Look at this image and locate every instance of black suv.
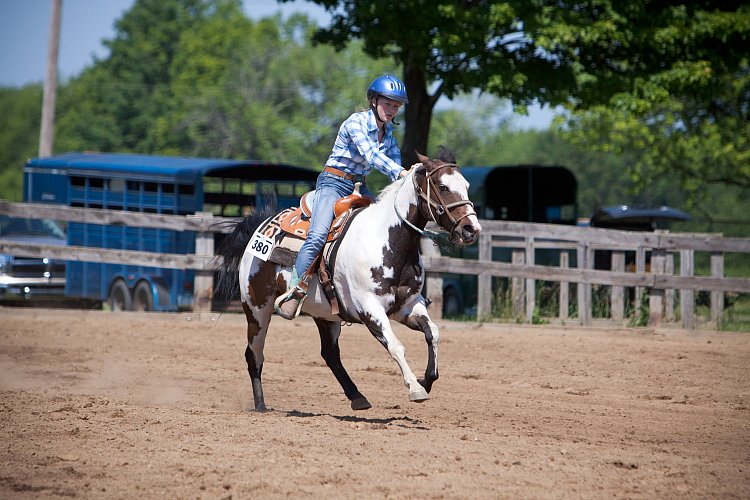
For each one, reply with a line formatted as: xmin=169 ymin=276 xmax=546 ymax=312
xmin=0 ymin=216 xmax=66 ymax=300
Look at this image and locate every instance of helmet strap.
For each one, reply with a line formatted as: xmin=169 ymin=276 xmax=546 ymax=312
xmin=371 ymin=97 xmax=400 ymax=126
xmin=371 ymin=98 xmax=386 ymax=123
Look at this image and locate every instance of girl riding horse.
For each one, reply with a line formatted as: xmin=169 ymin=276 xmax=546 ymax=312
xmin=275 ymin=75 xmax=410 ymax=320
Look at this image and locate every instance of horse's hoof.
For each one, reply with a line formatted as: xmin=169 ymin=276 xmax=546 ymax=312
xmin=351 ymin=397 xmax=372 ymax=410
xmin=409 ymin=387 xmax=430 ymax=403
xmin=417 ymin=378 xmax=434 ymax=394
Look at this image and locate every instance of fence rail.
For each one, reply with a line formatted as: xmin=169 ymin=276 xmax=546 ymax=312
xmin=2 ymin=200 xmax=749 ymax=328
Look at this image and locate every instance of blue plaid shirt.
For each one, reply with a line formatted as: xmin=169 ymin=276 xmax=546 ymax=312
xmin=325 ymin=109 xmax=403 ymax=181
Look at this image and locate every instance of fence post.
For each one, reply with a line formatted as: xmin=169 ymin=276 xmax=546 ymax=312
xmin=192 ymin=212 xmax=214 ymax=313
xmin=511 ymin=247 xmax=525 ymax=319
xmin=711 ymin=252 xmax=725 ymax=328
xmin=648 ymin=248 xmax=666 ymax=326
xmin=525 ymin=237 xmax=536 ymax=323
xmin=611 ymin=250 xmax=625 ymax=322
xmin=665 ymin=253 xmax=675 ymax=322
xmin=420 ymin=238 xmax=443 ymax=320
xmin=680 ymin=250 xmax=695 ymax=330
xmin=635 ymin=247 xmax=646 ymax=306
xmin=577 ymin=243 xmax=592 ymax=326
xmin=477 ymin=233 xmax=492 ymax=320
xmin=559 ymin=251 xmax=569 ymax=321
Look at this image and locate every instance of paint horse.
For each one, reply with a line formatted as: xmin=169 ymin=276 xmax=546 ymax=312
xmin=216 ymin=152 xmax=481 ymax=411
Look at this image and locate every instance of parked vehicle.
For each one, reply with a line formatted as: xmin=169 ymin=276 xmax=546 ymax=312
xmin=0 ymin=215 xmax=66 ymax=300
xmin=23 ymin=152 xmax=319 ymax=311
xmin=589 ymin=205 xmax=691 ymax=271
xmin=589 ymin=205 xmax=691 ymax=231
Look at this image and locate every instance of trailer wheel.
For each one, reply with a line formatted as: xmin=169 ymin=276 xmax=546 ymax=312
xmin=133 ymin=281 xmax=154 ymax=312
xmin=442 ymin=285 xmax=464 ymax=317
xmin=108 ymin=280 xmax=132 ymax=311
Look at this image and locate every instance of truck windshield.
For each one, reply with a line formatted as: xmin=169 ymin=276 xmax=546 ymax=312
xmin=0 ymin=216 xmax=66 ymax=239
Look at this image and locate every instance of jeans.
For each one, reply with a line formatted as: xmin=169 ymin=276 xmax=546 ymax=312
xmin=294 ymin=171 xmax=372 ymax=278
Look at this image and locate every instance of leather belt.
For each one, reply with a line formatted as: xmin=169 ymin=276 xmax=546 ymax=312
xmin=323 ymin=166 xmax=365 ymax=183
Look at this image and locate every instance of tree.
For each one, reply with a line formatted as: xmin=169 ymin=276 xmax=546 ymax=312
xmin=159 ymin=10 xmax=397 ymax=164
xmin=292 ymin=0 xmax=749 ymax=189
xmin=298 ymin=0 xmax=578 ymax=166
xmin=541 ymin=2 xmax=750 ymax=200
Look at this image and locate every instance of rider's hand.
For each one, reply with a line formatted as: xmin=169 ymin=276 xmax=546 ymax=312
xmin=399 ymin=169 xmax=408 ymax=178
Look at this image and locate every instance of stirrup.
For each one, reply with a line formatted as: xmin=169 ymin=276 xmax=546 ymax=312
xmin=274 ymin=286 xmax=306 ymax=320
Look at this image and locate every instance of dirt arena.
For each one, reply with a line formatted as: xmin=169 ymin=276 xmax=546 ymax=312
xmin=1 ymin=307 xmax=748 ymax=499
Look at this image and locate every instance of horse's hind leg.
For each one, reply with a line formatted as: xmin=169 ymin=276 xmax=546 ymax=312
xmin=400 ymin=301 xmax=440 ymax=394
xmin=314 ymin=318 xmax=372 ymax=410
xmin=242 ymin=301 xmax=272 ymax=412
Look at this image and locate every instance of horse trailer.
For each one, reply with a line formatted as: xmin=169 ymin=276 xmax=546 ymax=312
xmin=23 ymin=152 xmax=318 ymax=311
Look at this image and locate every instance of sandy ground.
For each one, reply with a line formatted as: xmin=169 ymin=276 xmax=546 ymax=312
xmin=0 ymin=307 xmax=748 ymax=499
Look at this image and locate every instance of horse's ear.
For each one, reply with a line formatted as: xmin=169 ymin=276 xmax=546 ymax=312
xmin=415 ymin=151 xmax=430 ymax=165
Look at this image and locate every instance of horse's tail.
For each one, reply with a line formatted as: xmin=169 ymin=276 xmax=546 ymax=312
xmin=214 ymin=197 xmax=278 ymax=303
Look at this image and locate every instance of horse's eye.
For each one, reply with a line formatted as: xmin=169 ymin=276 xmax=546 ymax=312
xmin=439 ymin=185 xmax=449 ymax=193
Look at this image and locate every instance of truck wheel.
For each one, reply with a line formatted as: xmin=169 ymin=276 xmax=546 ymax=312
xmin=108 ymin=280 xmax=132 ymax=311
xmin=133 ymin=281 xmax=153 ymax=312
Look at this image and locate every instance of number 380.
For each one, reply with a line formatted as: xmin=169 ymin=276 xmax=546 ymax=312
xmin=252 ymin=239 xmax=269 ymax=254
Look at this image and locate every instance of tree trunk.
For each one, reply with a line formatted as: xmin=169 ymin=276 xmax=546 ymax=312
xmin=401 ymin=57 xmax=437 ymax=168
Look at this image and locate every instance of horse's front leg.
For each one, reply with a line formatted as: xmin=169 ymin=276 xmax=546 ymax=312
xmin=359 ymin=304 xmax=430 ymax=403
xmin=313 ymin=318 xmax=372 ymax=410
xmin=396 ymin=300 xmax=440 ymax=393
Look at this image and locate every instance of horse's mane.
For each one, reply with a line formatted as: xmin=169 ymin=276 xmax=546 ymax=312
xmin=376 ymin=177 xmax=403 ymax=202
xmin=437 ymin=145 xmax=456 ymax=164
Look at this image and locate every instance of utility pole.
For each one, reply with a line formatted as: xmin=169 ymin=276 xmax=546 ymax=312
xmin=39 ymin=0 xmax=62 ymax=157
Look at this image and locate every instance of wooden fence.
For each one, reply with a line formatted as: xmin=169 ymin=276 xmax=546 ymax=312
xmin=2 ymin=200 xmax=749 ymax=328
xmin=422 ymin=220 xmax=750 ymax=328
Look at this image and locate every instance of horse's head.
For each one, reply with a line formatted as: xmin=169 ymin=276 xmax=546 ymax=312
xmin=411 ymin=152 xmax=482 ymax=246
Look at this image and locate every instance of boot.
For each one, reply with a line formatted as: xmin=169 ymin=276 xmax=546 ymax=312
xmin=274 ymin=266 xmax=306 ymax=320
xmin=274 ymin=286 xmax=306 ymax=320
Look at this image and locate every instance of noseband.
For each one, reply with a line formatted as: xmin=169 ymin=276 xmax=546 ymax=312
xmin=413 ymin=163 xmax=477 ymax=239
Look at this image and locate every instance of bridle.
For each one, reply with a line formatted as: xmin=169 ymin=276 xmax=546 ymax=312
xmin=396 ymin=163 xmax=477 ymax=242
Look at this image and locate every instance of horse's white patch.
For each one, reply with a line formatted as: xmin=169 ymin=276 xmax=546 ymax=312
xmin=442 ymin=170 xmax=470 ymax=198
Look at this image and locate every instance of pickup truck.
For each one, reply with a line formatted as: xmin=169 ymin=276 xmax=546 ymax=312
xmin=0 ymin=215 xmax=66 ymax=300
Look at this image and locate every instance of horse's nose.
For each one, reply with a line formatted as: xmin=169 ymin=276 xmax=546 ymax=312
xmin=462 ymin=222 xmax=480 ymax=242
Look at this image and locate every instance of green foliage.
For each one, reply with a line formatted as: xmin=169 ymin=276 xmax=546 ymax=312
xmin=305 ymin=0 xmax=580 ymax=164
xmin=44 ymin=0 xmax=397 ymax=169
xmin=0 ymin=85 xmax=43 ymax=200
xmin=0 ymin=0 xmax=747 ymax=234
xmin=549 ymin=2 xmax=750 ymax=201
xmin=306 ymin=0 xmax=749 ymax=195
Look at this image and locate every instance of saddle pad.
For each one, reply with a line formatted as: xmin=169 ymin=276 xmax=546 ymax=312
xmin=255 ymin=208 xmax=341 ymax=267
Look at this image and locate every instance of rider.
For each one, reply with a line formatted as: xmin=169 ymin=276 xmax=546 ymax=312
xmin=275 ymin=74 xmax=410 ymax=320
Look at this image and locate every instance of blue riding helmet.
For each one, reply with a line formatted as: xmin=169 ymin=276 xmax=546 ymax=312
xmin=367 ymin=75 xmax=409 ymax=104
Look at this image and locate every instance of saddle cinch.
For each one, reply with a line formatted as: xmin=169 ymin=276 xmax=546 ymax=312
xmin=260 ymin=182 xmax=374 ymax=268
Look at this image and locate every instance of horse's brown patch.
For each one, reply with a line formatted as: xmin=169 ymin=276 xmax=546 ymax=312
xmin=246 ymin=261 xmax=280 ymax=308
xmin=241 ymin=301 xmax=262 ymax=342
xmin=370 ymin=224 xmax=423 ymax=314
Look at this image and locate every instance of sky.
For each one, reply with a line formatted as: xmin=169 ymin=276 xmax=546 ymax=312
xmin=0 ymin=0 xmax=554 ymax=129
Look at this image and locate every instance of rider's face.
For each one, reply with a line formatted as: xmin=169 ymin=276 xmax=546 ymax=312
xmin=374 ymin=97 xmax=403 ymax=123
